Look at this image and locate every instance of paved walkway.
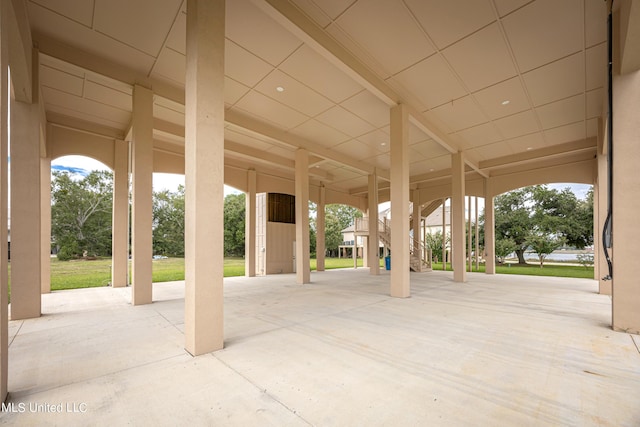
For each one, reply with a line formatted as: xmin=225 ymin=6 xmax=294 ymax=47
xmin=1 ymin=269 xmax=639 ymax=426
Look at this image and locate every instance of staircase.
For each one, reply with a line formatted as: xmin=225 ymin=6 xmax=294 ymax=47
xmin=355 ymin=217 xmax=432 ymax=272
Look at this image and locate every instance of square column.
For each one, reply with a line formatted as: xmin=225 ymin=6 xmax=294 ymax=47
xmin=412 ymin=189 xmax=422 ymax=272
xmin=131 ymin=85 xmax=153 ymax=305
xmin=184 ymin=0 xmax=225 ymax=355
xmin=295 ymin=149 xmax=311 ymax=284
xmin=245 ymin=169 xmax=256 ymax=277
xmin=611 ymin=69 xmax=640 ymax=333
xmin=316 ymin=184 xmax=326 ymax=272
xmin=112 ymin=139 xmax=129 ymax=287
xmin=390 ymin=104 xmax=410 ymax=297
xmin=451 ymin=152 xmax=467 ymax=282
xmin=10 ymin=98 xmax=41 ymax=319
xmin=596 ymin=148 xmax=611 ymax=294
xmin=484 ymin=179 xmax=496 ymax=275
xmin=40 ymin=157 xmax=51 ymax=293
xmin=368 ymin=173 xmax=379 ymax=275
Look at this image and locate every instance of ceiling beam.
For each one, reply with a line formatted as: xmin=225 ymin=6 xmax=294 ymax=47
xmin=47 ymin=112 xmax=124 ymax=140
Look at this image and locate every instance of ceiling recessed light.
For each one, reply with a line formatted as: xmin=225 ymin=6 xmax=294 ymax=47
xmin=526 ymin=147 xmax=533 ymax=151
xmin=501 ymin=100 xmax=510 ymax=105
xmin=381 ymin=142 xmax=387 ymax=146
xmin=276 ymin=86 xmax=285 ymax=92
xmin=429 ymin=168 xmax=434 ymax=172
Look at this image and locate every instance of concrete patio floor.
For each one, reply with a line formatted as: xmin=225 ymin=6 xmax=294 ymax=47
xmin=1 ymin=269 xmax=639 ymax=426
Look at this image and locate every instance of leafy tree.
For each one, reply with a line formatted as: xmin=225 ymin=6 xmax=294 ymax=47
xmin=51 ymin=170 xmax=113 ymax=260
xmin=223 ymin=193 xmax=245 ymax=256
xmin=309 ymin=202 xmax=317 ymax=257
xmin=494 ymin=187 xmax=534 ymax=264
xmin=153 ymin=186 xmax=185 ymax=256
xmin=324 ymin=204 xmax=362 ymax=256
xmin=494 ymin=238 xmax=517 ymax=264
xmin=527 ymin=234 xmax=565 ymax=268
xmin=425 ymin=230 xmax=449 ymax=263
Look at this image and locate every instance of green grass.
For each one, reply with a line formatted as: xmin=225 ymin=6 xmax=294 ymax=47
xmin=430 ymin=262 xmax=595 ymax=279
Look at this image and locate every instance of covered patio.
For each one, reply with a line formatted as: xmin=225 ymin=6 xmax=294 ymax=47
xmin=2 ymin=269 xmax=638 ymax=425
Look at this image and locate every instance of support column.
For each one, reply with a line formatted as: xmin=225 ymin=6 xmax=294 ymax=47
xmin=131 ymin=85 xmax=153 ymax=305
xmin=10 ymin=100 xmax=41 ymax=319
xmin=597 ymin=148 xmax=610 ymax=294
xmin=185 ymin=0 xmax=225 ymax=355
xmin=368 ymin=173 xmax=379 ymax=275
xmin=295 ymin=149 xmax=310 ymax=284
xmin=467 ymin=196 xmax=472 ymax=272
xmin=611 ymin=68 xmax=640 ymax=334
xmin=41 ymin=157 xmax=51 ymax=293
xmin=442 ymin=199 xmax=447 ymax=270
xmin=484 ymin=179 xmax=496 ymax=275
xmin=112 ymin=139 xmax=129 ymax=287
xmin=245 ymin=169 xmax=256 ymax=277
xmin=316 ymin=184 xmax=326 ymax=271
xmin=390 ymin=104 xmax=410 ymax=297
xmin=475 ymin=197 xmax=479 ymax=271
xmin=452 ymin=152 xmax=467 ymax=282
xmin=412 ymin=189 xmax=421 ymax=272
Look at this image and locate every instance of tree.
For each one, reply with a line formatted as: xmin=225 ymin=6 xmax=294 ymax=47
xmin=323 ymin=204 xmax=362 ymax=256
xmin=51 ymin=170 xmax=113 ymax=260
xmin=527 ymin=234 xmax=565 ymax=268
xmin=223 ymin=193 xmax=245 ymax=256
xmin=425 ymin=230 xmax=448 ymax=263
xmin=494 ymin=238 xmax=517 ymax=264
xmin=494 ymin=187 xmax=534 ymax=264
xmin=152 ymin=186 xmax=185 ymax=256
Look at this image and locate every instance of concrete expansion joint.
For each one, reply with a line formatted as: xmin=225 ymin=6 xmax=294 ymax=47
xmin=632 ymin=335 xmax=640 ymax=355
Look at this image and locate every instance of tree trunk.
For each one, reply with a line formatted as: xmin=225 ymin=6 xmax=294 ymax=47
xmin=515 ymin=249 xmax=527 ymax=264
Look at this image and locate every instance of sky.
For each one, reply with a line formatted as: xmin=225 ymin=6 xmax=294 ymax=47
xmin=51 ymin=155 xmax=592 ymax=201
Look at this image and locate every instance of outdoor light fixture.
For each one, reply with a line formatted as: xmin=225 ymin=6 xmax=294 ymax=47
xmin=276 ymin=86 xmax=285 ymax=92
xmin=501 ymin=100 xmax=510 ymax=105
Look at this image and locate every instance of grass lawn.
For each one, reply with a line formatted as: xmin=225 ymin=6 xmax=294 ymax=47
xmin=430 ymin=262 xmax=595 ymax=279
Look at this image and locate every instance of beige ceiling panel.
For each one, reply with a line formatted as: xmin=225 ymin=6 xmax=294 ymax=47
xmin=494 ymin=110 xmax=539 ymax=139
xmin=340 ymin=90 xmax=390 ymax=128
xmin=333 ymin=140 xmax=379 ymax=161
xmin=279 ymin=45 xmax=363 ymax=103
xmin=224 ymin=77 xmax=250 ymax=107
xmin=586 ymin=89 xmax=604 ymax=119
xmin=225 ymin=40 xmax=274 ymax=87
xmin=166 ymin=11 xmax=186 ymax=55
xmin=428 ymin=96 xmax=488 ymax=132
xmin=501 ymin=0 xmax=583 ymax=72
xmin=390 ymin=54 xmax=467 ymax=110
xmin=442 ymin=23 xmax=517 ymax=92
xmin=586 ymin=118 xmax=598 ymax=138
xmin=468 ymin=141 xmax=512 ymax=161
xmin=454 ymin=122 xmax=502 ymax=151
xmin=473 ymin=77 xmax=530 ymax=120
xmin=410 ymin=160 xmax=434 ymax=176
xmin=46 ymin=103 xmax=128 ymax=131
xmin=315 ymin=106 xmax=376 ymax=138
xmin=586 ymin=43 xmax=606 ymax=91
xmin=290 ymin=119 xmax=350 ymax=148
xmin=225 ymin=129 xmax=277 ymax=152
xmin=522 ymin=52 xmax=585 ymax=106
xmin=421 ymin=154 xmax=451 ymax=172
xmin=585 ymin=0 xmax=607 ymax=47
xmin=39 ymin=65 xmax=84 ymax=97
xmin=86 ymin=71 xmax=133 ymax=95
xmin=408 ymin=122 xmax=430 ymax=145
xmin=226 ymin=0 xmax=302 ymax=66
xmin=543 ymin=122 xmax=586 ymax=145
xmin=410 ymin=139 xmax=449 ymax=159
xmin=304 ymin=0 xmax=355 ymax=21
xmin=288 ymin=0 xmax=331 ymax=28
xmin=152 ymin=47 xmax=186 ymax=85
xmin=357 ymin=129 xmax=389 ymax=153
xmin=234 ymin=91 xmax=309 ymax=130
xmin=255 ymin=70 xmax=334 ymax=117
xmin=42 ymin=86 xmax=131 ymax=128
xmin=334 ymin=0 xmax=435 ymax=76
xmin=94 ymin=0 xmax=181 ymax=56
xmin=84 ymin=80 xmax=132 ymax=112
xmin=505 ymin=133 xmax=546 ymax=154
xmin=368 ymin=153 xmax=391 ymax=170
xmin=404 ymin=0 xmax=495 ymax=49
xmin=155 ymin=96 xmax=184 ymax=113
xmin=39 ymin=54 xmax=85 ymax=78
xmin=493 ymin=0 xmax=530 ymax=17
xmin=154 ymin=104 xmax=184 ymax=125
xmin=536 ymin=94 xmax=585 ymax=130
xmin=267 ymin=145 xmax=296 ymax=160
xmin=30 ymin=0 xmax=94 ymax=27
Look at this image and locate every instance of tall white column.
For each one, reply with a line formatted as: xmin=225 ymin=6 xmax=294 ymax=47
xmin=412 ymin=189 xmax=421 ymax=272
xmin=41 ymin=157 xmax=51 ymax=293
xmin=185 ymin=0 xmax=225 ymax=355
xmin=390 ymin=104 xmax=410 ymax=297
xmin=467 ymin=195 xmax=472 ymax=272
xmin=368 ymin=173 xmax=379 ymax=275
xmin=245 ymin=169 xmax=256 ymax=277
xmin=442 ymin=199 xmax=447 ymax=269
xmin=597 ymin=148 xmax=610 ymax=294
xmin=316 ymin=184 xmax=326 ymax=272
xmin=475 ymin=197 xmax=479 ymax=271
xmin=452 ymin=152 xmax=466 ymax=282
xmin=112 ymin=139 xmax=129 ymax=287
xmin=295 ymin=149 xmax=311 ymax=283
xmin=484 ymin=179 xmax=496 ymax=275
xmin=131 ymin=85 xmax=153 ymax=305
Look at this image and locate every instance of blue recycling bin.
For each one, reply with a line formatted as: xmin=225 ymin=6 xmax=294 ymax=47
xmin=385 ymin=256 xmax=391 ymax=271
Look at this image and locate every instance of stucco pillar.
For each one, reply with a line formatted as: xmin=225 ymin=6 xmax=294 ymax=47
xmin=112 ymin=139 xmax=129 ymax=287
xmin=390 ymin=104 xmax=410 ymax=297
xmin=10 ymin=99 xmax=41 ymax=319
xmin=368 ymin=173 xmax=379 ymax=275
xmin=316 ymin=184 xmax=326 ymax=271
xmin=131 ymin=85 xmax=153 ymax=305
xmin=295 ymin=149 xmax=311 ymax=283
xmin=40 ymin=157 xmax=51 ymax=293
xmin=185 ymin=0 xmax=225 ymax=355
xmin=245 ymin=169 xmax=256 ymax=277
xmin=452 ymin=152 xmax=467 ymax=282
xmin=484 ymin=179 xmax=496 ymax=275
xmin=0 ymin=6 xmax=10 ymax=400
xmin=412 ymin=189 xmax=421 ymax=272
xmin=611 ymin=69 xmax=640 ymax=334
xmin=597 ymin=148 xmax=610 ymax=294
xmin=467 ymin=196 xmax=472 ymax=272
